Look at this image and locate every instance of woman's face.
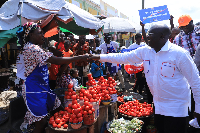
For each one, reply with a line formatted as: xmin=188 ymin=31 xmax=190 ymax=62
xmin=30 ymin=27 xmax=45 ymax=46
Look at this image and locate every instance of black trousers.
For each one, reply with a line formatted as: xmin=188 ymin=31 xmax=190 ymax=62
xmin=154 ymin=114 xmax=189 ymax=133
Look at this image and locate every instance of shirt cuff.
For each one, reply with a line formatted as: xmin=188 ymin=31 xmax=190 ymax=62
xmin=195 ymin=104 xmax=200 ymax=114
xmin=100 ymin=54 xmax=108 ymax=62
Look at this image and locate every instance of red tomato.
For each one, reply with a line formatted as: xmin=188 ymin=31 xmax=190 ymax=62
xmin=68 ymin=104 xmax=72 ymax=108
xmin=85 ymin=106 xmax=90 ymax=111
xmin=72 ymin=91 xmax=76 ymax=95
xmin=72 ymin=100 xmax=77 ymax=104
xmin=87 ymin=94 xmax=92 ymax=99
xmin=84 ymin=101 xmax=89 ymax=106
xmin=49 ymin=119 xmax=54 ymax=125
xmin=68 ymin=92 xmax=72 ymax=96
xmin=68 ymin=84 xmax=73 ymax=89
xmin=80 ymin=89 xmax=85 ymax=93
xmin=71 ymin=114 xmax=76 ymax=119
xmin=90 ymin=98 xmax=94 ymax=102
xmin=79 ymin=93 xmax=84 ymax=97
xmin=66 ymin=95 xmax=71 ymax=99
xmin=55 ymin=118 xmax=61 ymax=124
xmin=52 ymin=123 xmax=57 ymax=128
xmin=83 ymin=111 xmax=88 ymax=115
xmin=88 ymin=110 xmax=93 ymax=114
xmin=50 ymin=116 xmax=54 ymax=120
xmin=73 ymin=118 xmax=78 ymax=124
xmin=108 ymin=77 xmax=112 ymax=81
xmin=72 ymin=104 xmax=77 ymax=109
xmin=69 ymin=118 xmax=73 ymax=123
xmin=54 ymin=112 xmax=59 ymax=117
xmin=77 ymin=113 xmax=82 ymax=118
xmin=67 ymin=108 xmax=72 ymax=114
xmin=73 ymin=109 xmax=80 ymax=115
xmin=91 ymin=108 xmax=95 ymax=112
xmin=63 ymin=124 xmax=68 ymax=128
xmin=78 ymin=117 xmax=83 ymax=122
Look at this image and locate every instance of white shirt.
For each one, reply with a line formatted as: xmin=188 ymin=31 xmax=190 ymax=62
xmin=128 ymin=42 xmax=147 ymax=49
xmin=100 ymin=40 xmax=200 ymax=117
xmin=99 ymin=41 xmax=119 ymax=54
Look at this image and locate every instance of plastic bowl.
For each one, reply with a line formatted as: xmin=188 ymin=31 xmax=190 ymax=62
xmin=102 ymin=101 xmax=110 ymax=105
xmin=70 ymin=122 xmax=82 ymax=129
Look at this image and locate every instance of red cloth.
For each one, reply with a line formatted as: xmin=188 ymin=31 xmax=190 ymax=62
xmin=49 ymin=64 xmax=59 ymax=80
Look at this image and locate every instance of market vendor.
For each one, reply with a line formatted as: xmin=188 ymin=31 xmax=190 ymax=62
xmin=89 ymin=24 xmax=200 ymax=133
xmin=16 ymin=22 xmax=89 ymax=133
xmin=73 ymin=35 xmax=90 ymax=86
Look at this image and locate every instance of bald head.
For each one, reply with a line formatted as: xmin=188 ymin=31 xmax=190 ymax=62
xmin=149 ymin=24 xmax=171 ymax=37
xmin=147 ymin=24 xmax=171 ymax=52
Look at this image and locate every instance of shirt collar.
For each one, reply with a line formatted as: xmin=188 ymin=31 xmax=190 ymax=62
xmin=151 ymin=40 xmax=171 ymax=52
xmin=160 ymin=40 xmax=171 ymax=52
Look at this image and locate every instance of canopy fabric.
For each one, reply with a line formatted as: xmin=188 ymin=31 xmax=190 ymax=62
xmin=0 ymin=0 xmax=104 ymax=30
xmin=0 ymin=0 xmax=104 ymax=48
xmin=59 ymin=27 xmax=73 ymax=33
xmin=57 ymin=20 xmax=90 ymax=35
xmin=0 ymin=27 xmax=20 ymax=48
xmin=102 ymin=17 xmax=137 ymax=33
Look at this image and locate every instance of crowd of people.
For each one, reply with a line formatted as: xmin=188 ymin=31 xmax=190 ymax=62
xmin=14 ymin=14 xmax=200 ymax=133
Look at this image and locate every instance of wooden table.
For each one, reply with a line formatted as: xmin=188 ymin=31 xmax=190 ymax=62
xmin=46 ymin=102 xmax=117 ymax=133
xmin=46 ymin=119 xmax=97 ymax=133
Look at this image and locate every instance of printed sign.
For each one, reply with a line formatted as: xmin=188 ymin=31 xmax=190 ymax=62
xmin=138 ymin=5 xmax=170 ymax=24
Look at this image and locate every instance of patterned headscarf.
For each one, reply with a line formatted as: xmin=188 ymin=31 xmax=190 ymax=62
xmin=16 ymin=22 xmax=40 ymax=48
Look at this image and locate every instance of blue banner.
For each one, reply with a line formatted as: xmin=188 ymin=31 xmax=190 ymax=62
xmin=138 ymin=5 xmax=170 ymax=24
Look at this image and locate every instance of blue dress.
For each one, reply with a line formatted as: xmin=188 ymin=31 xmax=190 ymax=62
xmin=25 ymin=64 xmax=57 ymax=116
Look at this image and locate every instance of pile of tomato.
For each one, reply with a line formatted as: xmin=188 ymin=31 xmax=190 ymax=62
xmin=117 ymin=95 xmax=125 ymax=103
xmin=49 ymin=110 xmax=69 ymax=129
xmin=119 ymin=100 xmax=153 ymax=117
xmin=64 ymin=99 xmax=83 ymax=124
xmin=84 ymin=74 xmax=117 ymax=103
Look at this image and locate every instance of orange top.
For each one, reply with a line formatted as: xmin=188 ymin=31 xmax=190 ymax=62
xmin=62 ymin=49 xmax=73 ymax=68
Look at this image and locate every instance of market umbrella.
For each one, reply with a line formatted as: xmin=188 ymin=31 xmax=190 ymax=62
xmin=102 ymin=17 xmax=139 ymax=33
xmin=0 ymin=0 xmax=104 ymax=48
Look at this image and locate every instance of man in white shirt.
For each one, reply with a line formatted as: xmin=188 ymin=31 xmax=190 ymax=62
xmin=128 ymin=33 xmax=147 ymax=49
xmin=128 ymin=33 xmax=152 ymax=104
xmin=99 ymin=34 xmax=125 ymax=90
xmin=90 ymin=24 xmax=200 ymax=133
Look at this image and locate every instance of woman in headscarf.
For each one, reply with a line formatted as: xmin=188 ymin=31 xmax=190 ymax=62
xmin=16 ymin=22 xmax=88 ymax=133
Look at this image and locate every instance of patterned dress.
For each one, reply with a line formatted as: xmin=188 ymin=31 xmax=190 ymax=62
xmin=17 ymin=42 xmax=61 ymax=131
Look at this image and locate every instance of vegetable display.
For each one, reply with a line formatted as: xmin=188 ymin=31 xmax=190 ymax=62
xmin=108 ymin=118 xmax=144 ymax=133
